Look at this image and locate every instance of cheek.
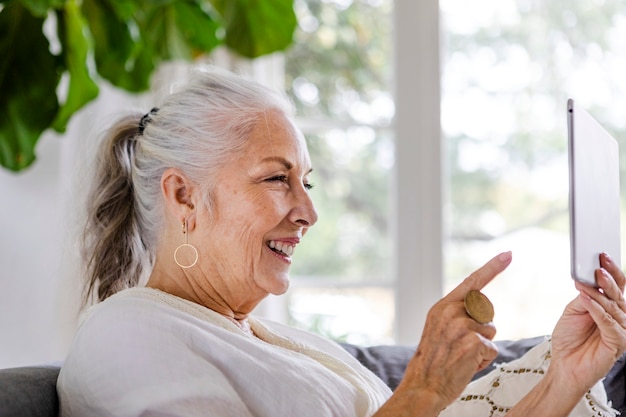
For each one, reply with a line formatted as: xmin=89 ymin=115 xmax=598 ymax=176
xmin=248 ymin=190 xmax=289 ymax=221
xmin=215 ymin=186 xmax=262 ymax=222
xmin=224 ymin=200 xmax=275 ymax=241
xmin=213 ymin=187 xmax=289 ymax=240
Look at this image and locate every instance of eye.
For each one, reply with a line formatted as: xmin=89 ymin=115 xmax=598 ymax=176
xmin=267 ymin=175 xmax=288 ymax=184
xmin=266 ymin=175 xmax=314 ymax=191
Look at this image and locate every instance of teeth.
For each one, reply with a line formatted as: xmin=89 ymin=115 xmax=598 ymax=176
xmin=268 ymin=240 xmax=295 ymax=257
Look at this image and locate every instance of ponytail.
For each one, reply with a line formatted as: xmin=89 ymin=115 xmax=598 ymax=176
xmin=83 ymin=114 xmax=151 ymax=304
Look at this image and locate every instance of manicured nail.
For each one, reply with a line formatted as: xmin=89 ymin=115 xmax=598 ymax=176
xmin=601 ymin=268 xmax=612 ymax=280
xmin=499 ymin=251 xmax=512 ymax=262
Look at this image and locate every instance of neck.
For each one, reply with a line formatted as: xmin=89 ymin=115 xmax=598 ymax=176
xmin=145 ymin=264 xmax=261 ymax=322
xmin=145 ymin=281 xmax=255 ymax=336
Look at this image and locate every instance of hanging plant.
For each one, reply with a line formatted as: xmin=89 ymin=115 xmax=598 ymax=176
xmin=0 ymin=0 xmax=297 ymax=172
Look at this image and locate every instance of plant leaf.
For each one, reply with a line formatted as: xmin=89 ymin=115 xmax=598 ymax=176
xmin=82 ymin=0 xmax=154 ymax=91
xmin=172 ymin=1 xmax=221 ymax=56
xmin=138 ymin=0 xmax=221 ymax=62
xmin=0 ymin=2 xmax=60 ymax=171
xmin=19 ymin=0 xmax=65 ymax=17
xmin=107 ymin=0 xmax=137 ymax=20
xmin=52 ymin=0 xmax=100 ymax=133
xmin=211 ymin=0 xmax=297 ymax=58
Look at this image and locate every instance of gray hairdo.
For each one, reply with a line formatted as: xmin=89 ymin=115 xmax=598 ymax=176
xmin=83 ymin=67 xmax=295 ymax=303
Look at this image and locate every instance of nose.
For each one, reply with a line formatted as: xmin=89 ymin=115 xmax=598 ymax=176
xmin=290 ymin=186 xmax=318 ymax=228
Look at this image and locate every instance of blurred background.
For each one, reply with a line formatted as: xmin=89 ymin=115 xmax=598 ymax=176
xmin=2 ymin=0 xmax=626 ymax=368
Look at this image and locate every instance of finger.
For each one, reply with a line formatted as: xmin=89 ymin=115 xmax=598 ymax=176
xmin=600 ymin=252 xmax=625 ymax=293
xmin=446 ymin=251 xmax=513 ymax=301
xmin=469 ymin=319 xmax=497 ymax=341
xmin=456 ymin=298 xmax=498 ymax=337
xmin=596 ymin=267 xmax=626 ymax=308
xmin=596 ymin=268 xmax=626 ymax=326
xmin=476 ymin=335 xmax=499 ymax=372
xmin=576 ymin=274 xmax=626 ymax=329
xmin=578 ymin=291 xmax=626 ymax=359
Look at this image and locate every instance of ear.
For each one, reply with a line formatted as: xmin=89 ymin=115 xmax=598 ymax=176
xmin=161 ymin=168 xmax=198 ymax=229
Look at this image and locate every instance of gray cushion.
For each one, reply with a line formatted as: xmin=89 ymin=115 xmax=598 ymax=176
xmin=0 ymin=366 xmax=60 ymax=417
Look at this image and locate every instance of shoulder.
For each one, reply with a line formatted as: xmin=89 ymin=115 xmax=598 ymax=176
xmin=76 ymin=287 xmax=235 ymax=337
xmin=70 ymin=289 xmax=183 ymax=347
xmin=60 ymin=288 xmax=202 ymax=379
xmin=64 ymin=287 xmax=247 ymax=364
xmin=58 ymin=288 xmax=252 ymax=416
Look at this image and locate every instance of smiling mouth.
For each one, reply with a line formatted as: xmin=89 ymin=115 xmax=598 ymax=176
xmin=267 ymin=240 xmax=295 ymax=257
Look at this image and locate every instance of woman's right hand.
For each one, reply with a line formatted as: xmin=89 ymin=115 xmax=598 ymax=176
xmin=375 ymin=251 xmax=513 ymax=417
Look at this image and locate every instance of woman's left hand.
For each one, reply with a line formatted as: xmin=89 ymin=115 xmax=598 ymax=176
xmin=550 ymin=252 xmax=626 ymax=392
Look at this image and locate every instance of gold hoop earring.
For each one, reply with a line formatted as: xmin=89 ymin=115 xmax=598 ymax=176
xmin=174 ymin=219 xmax=198 ymax=269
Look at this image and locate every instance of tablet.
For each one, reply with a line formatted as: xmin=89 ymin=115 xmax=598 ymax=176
xmin=568 ymin=98 xmax=621 ymax=287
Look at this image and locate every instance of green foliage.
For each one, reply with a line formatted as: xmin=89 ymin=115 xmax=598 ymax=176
xmin=0 ymin=0 xmax=297 ymax=172
xmin=0 ymin=2 xmax=60 ymax=171
xmin=53 ymin=0 xmax=99 ymax=131
xmin=213 ymin=0 xmax=297 ymax=57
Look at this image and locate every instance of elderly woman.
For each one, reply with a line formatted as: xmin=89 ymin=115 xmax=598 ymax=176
xmin=58 ymin=68 xmax=626 ymax=417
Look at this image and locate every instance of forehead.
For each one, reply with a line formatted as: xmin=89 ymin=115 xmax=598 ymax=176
xmin=243 ymin=110 xmax=311 ymax=168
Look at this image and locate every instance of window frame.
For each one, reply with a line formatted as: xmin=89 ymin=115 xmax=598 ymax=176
xmin=393 ymin=0 xmax=442 ymax=345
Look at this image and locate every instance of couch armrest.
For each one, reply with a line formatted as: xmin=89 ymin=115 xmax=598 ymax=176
xmin=0 ymin=366 xmax=61 ymax=417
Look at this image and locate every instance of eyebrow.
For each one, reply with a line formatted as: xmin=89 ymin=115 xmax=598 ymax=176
xmin=260 ymin=156 xmax=313 ymax=174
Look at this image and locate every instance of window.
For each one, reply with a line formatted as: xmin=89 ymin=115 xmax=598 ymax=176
xmin=441 ymin=0 xmax=626 ymax=340
xmin=260 ymin=0 xmax=626 ymax=346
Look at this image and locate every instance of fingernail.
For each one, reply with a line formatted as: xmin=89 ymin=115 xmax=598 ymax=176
xmin=603 ymin=253 xmax=613 ymax=264
xmin=499 ymin=251 xmax=512 ymax=261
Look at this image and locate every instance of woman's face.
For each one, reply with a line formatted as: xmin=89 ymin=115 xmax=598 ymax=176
xmin=195 ymin=110 xmax=318 ymax=308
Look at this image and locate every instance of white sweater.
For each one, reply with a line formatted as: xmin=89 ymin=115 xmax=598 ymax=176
xmin=57 ymin=287 xmax=392 ymax=417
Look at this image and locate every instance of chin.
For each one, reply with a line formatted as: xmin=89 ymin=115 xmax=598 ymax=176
xmin=266 ymin=273 xmax=290 ymax=295
xmin=270 ymin=281 xmax=290 ymax=296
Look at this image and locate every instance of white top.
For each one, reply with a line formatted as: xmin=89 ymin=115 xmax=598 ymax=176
xmin=57 ymin=287 xmax=392 ymax=417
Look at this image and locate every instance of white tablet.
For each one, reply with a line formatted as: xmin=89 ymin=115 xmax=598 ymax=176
xmin=568 ymin=98 xmax=621 ymax=287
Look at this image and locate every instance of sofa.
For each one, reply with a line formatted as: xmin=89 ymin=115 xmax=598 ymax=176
xmin=0 ymin=366 xmax=60 ymax=417
xmin=1 ymin=336 xmax=625 ymax=416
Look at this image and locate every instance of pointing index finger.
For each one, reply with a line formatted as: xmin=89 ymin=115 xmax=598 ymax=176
xmin=446 ymin=251 xmax=513 ymax=302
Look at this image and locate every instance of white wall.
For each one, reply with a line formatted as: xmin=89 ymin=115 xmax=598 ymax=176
xmin=0 ymin=117 xmax=79 ymax=368
xmin=0 ymin=81 xmax=152 ymax=368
